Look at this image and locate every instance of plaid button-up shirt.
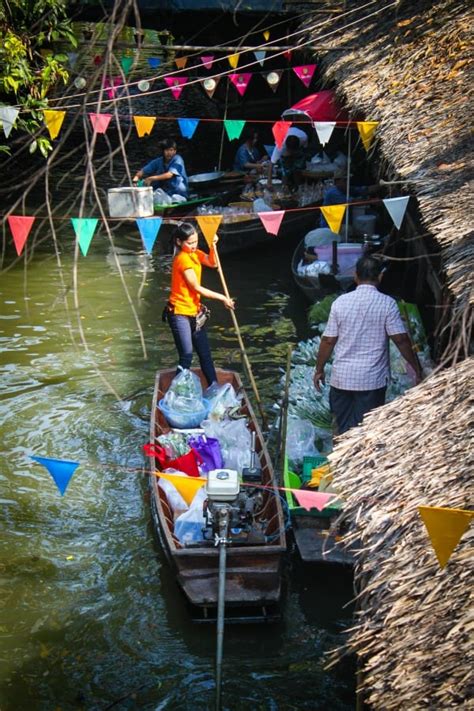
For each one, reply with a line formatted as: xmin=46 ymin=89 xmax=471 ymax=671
xmin=323 ymin=285 xmax=406 ymax=391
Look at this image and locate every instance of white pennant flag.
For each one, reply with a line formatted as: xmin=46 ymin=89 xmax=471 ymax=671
xmin=0 ymin=106 xmax=20 ymax=138
xmin=254 ymin=50 xmax=266 ymax=66
xmin=383 ymin=196 xmax=410 ymax=229
xmin=314 ymin=121 xmax=336 ymax=146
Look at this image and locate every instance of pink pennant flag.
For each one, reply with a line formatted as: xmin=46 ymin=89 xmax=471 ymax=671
xmin=229 ymin=73 xmax=252 ymax=97
xmin=200 ymin=55 xmax=214 ymax=70
xmin=258 ymin=211 xmax=285 ymax=236
xmin=7 ymin=215 xmax=35 ymax=256
xmin=272 ymin=121 xmax=291 ymax=149
xmin=292 ymin=489 xmax=336 ymax=512
xmin=103 ymin=76 xmax=121 ymax=99
xmin=292 ymin=64 xmax=316 ymax=88
xmin=164 ymin=76 xmax=187 ymax=100
xmin=88 ymin=113 xmax=112 ymax=134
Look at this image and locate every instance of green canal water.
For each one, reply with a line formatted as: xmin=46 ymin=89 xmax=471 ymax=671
xmin=0 ymin=234 xmax=355 ymax=710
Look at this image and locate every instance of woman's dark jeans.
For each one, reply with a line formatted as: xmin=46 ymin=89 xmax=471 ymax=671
xmin=167 ymin=313 xmax=217 ymax=386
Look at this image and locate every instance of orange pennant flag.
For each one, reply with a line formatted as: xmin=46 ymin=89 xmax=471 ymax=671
xmin=7 ymin=215 xmax=35 ymax=256
xmin=418 ymin=505 xmax=473 ymax=569
xmin=43 ymin=109 xmax=66 ymax=140
xmin=175 ymin=56 xmax=188 ymax=69
xmin=196 ymin=215 xmax=223 ymax=248
xmin=133 ymin=115 xmax=156 ymax=138
xmin=155 ymin=471 xmax=206 ymax=506
xmin=228 ymin=53 xmax=239 ymax=69
xmin=357 ymin=121 xmax=379 ymax=151
xmin=320 ymin=204 xmax=346 ymax=234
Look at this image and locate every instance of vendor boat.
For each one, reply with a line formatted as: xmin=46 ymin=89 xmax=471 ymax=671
xmin=148 ymin=367 xmax=286 ymax=617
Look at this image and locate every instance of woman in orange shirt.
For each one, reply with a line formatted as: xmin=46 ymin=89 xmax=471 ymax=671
xmin=164 ymin=222 xmax=235 ymax=386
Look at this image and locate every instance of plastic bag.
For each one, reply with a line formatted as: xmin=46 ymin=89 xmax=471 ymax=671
xmin=286 ymin=417 xmax=317 ymax=463
xmin=206 ymin=383 xmax=242 ymax=420
xmin=153 ymin=188 xmax=172 ymax=205
xmin=202 ymin=418 xmax=251 ymax=472
xmin=189 ymin=435 xmax=223 ymax=473
xmin=143 ymin=442 xmax=202 ymax=477
xmin=174 ymin=486 xmax=207 ymax=545
xmin=156 ymin=432 xmax=190 ymax=458
xmin=157 ymin=476 xmax=189 ymax=519
xmin=162 ymin=369 xmax=203 ymax=412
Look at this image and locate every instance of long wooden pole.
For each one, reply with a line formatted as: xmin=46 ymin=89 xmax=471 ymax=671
xmin=214 ymin=246 xmax=268 ymax=430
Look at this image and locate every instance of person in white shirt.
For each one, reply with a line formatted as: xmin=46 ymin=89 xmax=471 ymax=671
xmin=267 ymin=127 xmax=308 ymax=188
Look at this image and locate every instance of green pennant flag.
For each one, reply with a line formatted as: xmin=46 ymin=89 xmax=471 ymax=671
xmin=70 ymin=218 xmax=99 ymax=256
xmin=223 ymin=119 xmax=246 ymax=141
xmin=120 ymin=56 xmax=134 ymax=75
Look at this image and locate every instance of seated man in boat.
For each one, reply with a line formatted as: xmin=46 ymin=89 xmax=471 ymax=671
xmin=233 ymin=128 xmax=266 ymax=174
xmin=133 ymin=138 xmax=189 ymax=200
xmin=319 ymin=174 xmax=377 ymax=229
xmin=267 ymin=127 xmax=308 ymax=189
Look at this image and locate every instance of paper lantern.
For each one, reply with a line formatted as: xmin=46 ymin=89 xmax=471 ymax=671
xmin=138 ymin=80 xmax=150 ymax=92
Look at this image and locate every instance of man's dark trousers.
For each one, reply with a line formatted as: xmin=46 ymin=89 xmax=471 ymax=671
xmin=329 ymin=386 xmax=386 ymax=435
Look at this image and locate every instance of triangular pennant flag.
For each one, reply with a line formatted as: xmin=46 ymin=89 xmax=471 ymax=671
xmin=133 ymin=115 xmax=156 ymax=138
xmin=254 ymin=50 xmax=266 ymax=66
xmin=93 ymin=55 xmax=103 ymax=66
xmin=200 ymin=55 xmax=214 ymax=70
xmin=30 ymin=456 xmax=80 ymax=496
xmin=7 ymin=215 xmax=35 ymax=256
xmin=258 ymin=211 xmax=285 ymax=236
xmin=292 ymin=489 xmax=336 ymax=512
xmin=88 ymin=113 xmax=112 ymax=134
xmin=0 ymin=107 xmax=19 ymax=138
xmin=178 ymin=118 xmax=199 ymax=139
xmin=103 ymin=75 xmax=122 ymax=99
xmin=228 ymin=53 xmax=239 ymax=69
xmin=120 ymin=56 xmax=134 ymax=75
xmin=272 ymin=120 xmax=291 ymax=149
xmin=263 ymin=30 xmax=270 ymax=41
xmin=164 ymin=76 xmax=187 ymax=100
xmin=148 ymin=57 xmax=161 ymax=70
xmin=314 ymin=121 xmax=336 ymax=146
xmin=136 ymin=217 xmax=162 ymax=254
xmin=67 ymin=52 xmax=78 ymax=68
xmin=357 ymin=121 xmax=379 ymax=151
xmin=196 ymin=215 xmax=223 ymax=248
xmin=418 ymin=506 xmax=473 ymax=569
xmin=44 ymin=103 xmax=65 ymax=129
xmin=229 ymin=73 xmax=252 ymax=97
xmin=265 ymin=70 xmax=282 ymax=93
xmin=175 ymin=56 xmax=188 ymax=69
xmin=283 ymin=50 xmax=292 ymax=62
xmin=70 ymin=217 xmax=99 ymax=256
xmin=320 ymin=204 xmax=347 ymax=234
xmin=155 ymin=471 xmax=206 ymax=506
xmin=264 ymin=144 xmax=275 ymax=158
xmin=292 ymin=64 xmax=316 ymax=88
xmin=383 ymin=196 xmax=410 ymax=230
xmin=202 ymin=77 xmax=219 ymax=99
xmin=223 ymin=119 xmax=246 ymax=141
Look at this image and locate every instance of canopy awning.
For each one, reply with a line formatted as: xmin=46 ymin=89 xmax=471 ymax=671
xmin=282 ymin=90 xmax=349 ymax=123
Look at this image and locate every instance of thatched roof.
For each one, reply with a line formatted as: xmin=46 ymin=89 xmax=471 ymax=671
xmin=304 ymin=0 xmax=473 ymax=351
xmin=326 ymin=357 xmax=473 ymax=708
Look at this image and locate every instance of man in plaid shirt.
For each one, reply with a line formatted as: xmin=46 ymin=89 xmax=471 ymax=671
xmin=313 ymin=256 xmax=422 ymax=434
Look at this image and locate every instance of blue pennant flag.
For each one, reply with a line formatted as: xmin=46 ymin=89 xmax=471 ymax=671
xmin=177 ymin=118 xmax=199 ymax=140
xmin=30 ymin=456 xmax=80 ymax=496
xmin=136 ymin=217 xmax=163 ymax=254
xmin=148 ymin=57 xmax=161 ymax=70
xmin=264 ymin=144 xmax=276 ymax=159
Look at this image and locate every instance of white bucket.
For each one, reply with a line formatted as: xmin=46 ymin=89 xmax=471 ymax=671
xmin=107 ymin=187 xmax=154 ymax=218
xmin=351 ymin=205 xmax=366 ymax=221
xmin=353 ymin=213 xmax=376 ymax=237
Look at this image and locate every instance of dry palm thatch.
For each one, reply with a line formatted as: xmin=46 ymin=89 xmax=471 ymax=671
xmin=303 ymin=0 xmax=473 ymax=359
xmin=325 ymin=357 xmax=473 ymax=708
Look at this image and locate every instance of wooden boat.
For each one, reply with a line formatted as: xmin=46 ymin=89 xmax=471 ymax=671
xmin=283 ymin=455 xmax=353 ymax=565
xmin=148 ymin=367 xmax=286 ymax=613
xmin=291 ymin=237 xmax=360 ymax=303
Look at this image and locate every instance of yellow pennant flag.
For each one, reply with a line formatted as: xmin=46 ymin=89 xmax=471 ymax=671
xmin=133 ymin=115 xmax=156 ymax=138
xmin=263 ymin=31 xmax=270 ymax=41
xmin=357 ymin=121 xmax=379 ymax=151
xmin=228 ymin=53 xmax=239 ymax=69
xmin=418 ymin=505 xmax=473 ymax=569
xmin=43 ymin=109 xmax=66 ymax=140
xmin=196 ymin=215 xmax=223 ymax=248
xmin=320 ymin=204 xmax=346 ymax=234
xmin=175 ymin=57 xmax=188 ymax=69
xmin=155 ymin=471 xmax=206 ymax=506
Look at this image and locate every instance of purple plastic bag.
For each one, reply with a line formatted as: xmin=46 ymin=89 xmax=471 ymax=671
xmin=189 ymin=435 xmax=223 ymax=473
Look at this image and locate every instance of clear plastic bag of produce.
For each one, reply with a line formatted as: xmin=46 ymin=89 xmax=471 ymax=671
xmin=205 ymin=382 xmax=242 ymax=420
xmin=286 ymin=417 xmax=318 ymax=463
xmin=174 ymin=486 xmax=207 ymax=545
xmin=162 ymin=368 xmax=203 ymax=412
xmin=158 ymin=472 xmax=189 ymax=519
xmin=202 ymin=417 xmax=251 ymax=472
xmin=156 ymin=431 xmax=190 ymax=458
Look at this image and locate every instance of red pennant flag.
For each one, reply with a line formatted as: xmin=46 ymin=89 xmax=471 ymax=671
xmin=272 ymin=121 xmax=291 ymax=149
xmin=258 ymin=211 xmax=285 ymax=236
xmin=283 ymin=50 xmax=292 ymax=62
xmin=7 ymin=216 xmax=35 ymax=256
xmin=229 ymin=73 xmax=252 ymax=97
xmin=164 ymin=76 xmax=187 ymax=100
xmin=88 ymin=113 xmax=112 ymax=133
xmin=292 ymin=64 xmax=316 ymax=88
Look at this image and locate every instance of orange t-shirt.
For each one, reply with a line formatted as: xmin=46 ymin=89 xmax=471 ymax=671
xmin=169 ymin=249 xmax=207 ymax=316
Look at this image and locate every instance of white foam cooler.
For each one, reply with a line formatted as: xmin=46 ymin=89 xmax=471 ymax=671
xmin=107 ymin=186 xmax=154 ymax=218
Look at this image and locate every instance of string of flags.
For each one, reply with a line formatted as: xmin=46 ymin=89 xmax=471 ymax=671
xmin=29 ymin=455 xmax=474 ymax=569
xmin=6 ymin=195 xmax=410 ymax=257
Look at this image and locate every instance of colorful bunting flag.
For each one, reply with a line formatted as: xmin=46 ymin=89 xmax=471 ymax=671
xmin=136 ymin=217 xmax=162 ymax=254
xmin=223 ymin=119 xmax=246 ymax=141
xmin=229 ymin=73 xmax=252 ymax=97
xmin=103 ymin=76 xmax=121 ymax=100
xmin=133 ymin=115 xmax=156 ymax=138
xmin=200 ymin=55 xmax=214 ymax=70
xmin=67 ymin=52 xmax=78 ymax=68
xmin=175 ymin=56 xmax=188 ymax=69
xmin=228 ymin=53 xmax=239 ymax=69
xmin=292 ymin=489 xmax=336 ymax=512
xmin=196 ymin=215 xmax=223 ymax=248
xmin=7 ymin=215 xmax=35 ymax=256
xmin=178 ymin=118 xmax=199 ymax=139
xmin=320 ymin=204 xmax=346 ymax=234
xmin=0 ymin=106 xmax=19 ymax=138
xmin=264 ymin=144 xmax=275 ymax=159
xmin=30 ymin=455 xmax=80 ymax=496
xmin=272 ymin=120 xmax=291 ymax=149
xmin=202 ymin=77 xmax=219 ymax=99
xmin=357 ymin=121 xmax=379 ymax=151
xmin=292 ymin=64 xmax=316 ymax=88
xmin=258 ymin=211 xmax=285 ymax=236
xmin=88 ymin=113 xmax=112 ymax=134
xmin=148 ymin=57 xmax=161 ymax=69
xmin=93 ymin=55 xmax=103 ymax=66
xmin=263 ymin=30 xmax=270 ymax=41
xmin=314 ymin=121 xmax=336 ymax=146
xmin=70 ymin=217 xmax=99 ymax=256
xmin=120 ymin=56 xmax=134 ymax=75
xmin=383 ymin=196 xmax=410 ymax=230
xmin=155 ymin=471 xmax=205 ymax=506
xmin=164 ymin=76 xmax=187 ymax=100
xmin=265 ymin=71 xmax=282 ymax=93
xmin=283 ymin=50 xmax=292 ymax=62
xmin=418 ymin=505 xmax=473 ymax=569
xmin=254 ymin=50 xmax=266 ymax=66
